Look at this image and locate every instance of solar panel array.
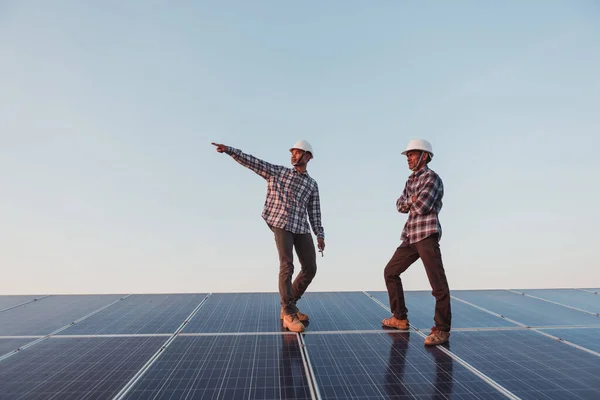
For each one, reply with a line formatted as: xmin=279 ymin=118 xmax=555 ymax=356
xmin=1 ymin=289 xmax=599 ymax=399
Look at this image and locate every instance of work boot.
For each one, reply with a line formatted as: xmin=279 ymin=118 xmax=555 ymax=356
xmin=280 ymin=309 xmax=309 ymax=322
xmin=424 ymin=327 xmax=450 ymax=346
xmin=382 ymin=316 xmax=409 ymax=330
xmin=282 ymin=314 xmax=305 ymax=332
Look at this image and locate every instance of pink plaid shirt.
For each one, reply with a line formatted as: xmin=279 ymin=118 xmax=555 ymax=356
xmin=396 ymin=166 xmax=443 ymax=243
xmin=227 ymin=147 xmax=325 ymax=239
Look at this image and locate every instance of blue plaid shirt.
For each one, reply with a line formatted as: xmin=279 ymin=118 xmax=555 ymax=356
xmin=396 ymin=166 xmax=443 ymax=243
xmin=226 ymin=147 xmax=325 ymax=239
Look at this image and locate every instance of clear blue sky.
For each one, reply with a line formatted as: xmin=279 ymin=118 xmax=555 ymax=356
xmin=1 ymin=1 xmax=599 ymax=295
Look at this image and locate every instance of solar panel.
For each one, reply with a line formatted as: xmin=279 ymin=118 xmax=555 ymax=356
xmin=0 ymin=294 xmax=125 ymax=336
xmin=302 ymin=332 xmax=507 ymax=399
xmin=368 ymin=290 xmax=521 ymax=329
xmin=580 ymin=289 xmax=600 ymax=293
xmin=183 ymin=293 xmax=282 ymax=333
xmin=1 ymin=289 xmax=600 ymax=399
xmin=538 ymin=327 xmax=600 ymax=354
xmin=293 ymin=292 xmax=390 ymax=331
xmin=0 ymin=338 xmax=39 ymax=357
xmin=0 ymin=336 xmax=166 ymax=399
xmin=60 ymin=294 xmax=207 ymax=335
xmin=443 ymin=329 xmax=600 ymax=399
xmin=452 ymin=290 xmax=600 ymax=327
xmin=513 ymin=289 xmax=600 ymax=314
xmin=0 ymin=295 xmax=46 ymax=312
xmin=121 ymin=334 xmax=313 ymax=400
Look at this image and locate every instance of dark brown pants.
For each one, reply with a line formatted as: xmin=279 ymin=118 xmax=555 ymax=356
xmin=383 ymin=234 xmax=451 ymax=332
xmin=272 ymin=227 xmax=317 ymax=315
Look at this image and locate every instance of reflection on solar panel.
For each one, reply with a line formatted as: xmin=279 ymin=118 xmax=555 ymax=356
xmin=294 ymin=292 xmax=391 ymax=331
xmin=303 ymin=332 xmax=507 ymax=399
xmin=538 ymin=327 xmax=600 ymax=354
xmin=368 ymin=290 xmax=521 ymax=329
xmin=0 ymin=336 xmax=166 ymax=399
xmin=0 ymin=294 xmax=125 ymax=336
xmin=61 ymin=294 xmax=207 ymax=335
xmin=122 ymin=334 xmax=313 ymax=400
xmin=1 ymin=289 xmax=599 ymax=399
xmin=447 ymin=330 xmax=600 ymax=399
xmin=183 ymin=293 xmax=282 ymax=333
xmin=512 ymin=289 xmax=600 ymax=314
xmin=452 ymin=290 xmax=600 ymax=327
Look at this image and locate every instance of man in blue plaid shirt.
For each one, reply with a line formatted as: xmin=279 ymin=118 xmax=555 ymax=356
xmin=381 ymin=139 xmax=452 ymax=346
xmin=212 ymin=140 xmax=325 ymax=333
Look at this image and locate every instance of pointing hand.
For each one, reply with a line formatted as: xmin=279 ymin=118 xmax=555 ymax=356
xmin=211 ymin=142 xmax=228 ymax=153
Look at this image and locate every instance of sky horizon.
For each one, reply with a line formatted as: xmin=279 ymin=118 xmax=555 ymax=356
xmin=1 ymin=1 xmax=599 ymax=295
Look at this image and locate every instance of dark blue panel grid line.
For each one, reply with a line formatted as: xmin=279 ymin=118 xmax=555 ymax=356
xmin=446 ymin=330 xmax=600 ymax=399
xmin=368 ymin=291 xmax=519 ymax=329
xmin=0 ymin=294 xmax=125 ymax=336
xmin=303 ymin=332 xmax=506 ymax=399
xmin=0 ymin=296 xmax=45 ymax=311
xmin=537 ymin=327 xmax=600 ymax=355
xmin=452 ymin=290 xmax=600 ymax=327
xmin=60 ymin=293 xmax=207 ymax=335
xmin=514 ymin=289 xmax=600 ymax=314
xmin=0 ymin=336 xmax=166 ymax=400
xmin=0 ymin=338 xmax=38 ymax=357
xmin=183 ymin=292 xmax=283 ymax=333
xmin=122 ymin=334 xmax=313 ymax=400
xmin=295 ymin=292 xmax=391 ymax=331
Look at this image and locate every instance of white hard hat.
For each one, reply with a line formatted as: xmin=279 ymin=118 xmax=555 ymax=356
xmin=290 ymin=140 xmax=313 ymax=157
xmin=401 ymin=139 xmax=433 ymax=158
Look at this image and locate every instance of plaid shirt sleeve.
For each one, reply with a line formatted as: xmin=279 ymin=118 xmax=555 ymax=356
xmin=410 ymin=172 xmax=442 ymax=215
xmin=396 ymin=182 xmax=411 ymax=214
xmin=226 ymin=147 xmax=283 ymax=179
xmin=307 ymin=182 xmax=325 ymax=239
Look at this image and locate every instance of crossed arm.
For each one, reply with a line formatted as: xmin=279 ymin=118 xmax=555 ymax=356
xmin=396 ymin=175 xmax=441 ymax=215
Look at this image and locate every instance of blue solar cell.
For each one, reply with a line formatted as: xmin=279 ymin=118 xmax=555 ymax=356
xmin=446 ymin=330 xmax=600 ymax=399
xmin=303 ymin=332 xmax=506 ymax=399
xmin=514 ymin=289 xmax=600 ymax=314
xmin=291 ymin=292 xmax=389 ymax=331
xmin=452 ymin=290 xmax=600 ymax=327
xmin=183 ymin=292 xmax=282 ymax=333
xmin=290 ymin=292 xmax=389 ymax=331
xmin=61 ymin=294 xmax=206 ymax=335
xmin=538 ymin=327 xmax=600 ymax=354
xmin=0 ymin=294 xmax=125 ymax=336
xmin=0 ymin=338 xmax=38 ymax=357
xmin=0 ymin=296 xmax=45 ymax=312
xmin=0 ymin=336 xmax=166 ymax=399
xmin=123 ymin=334 xmax=313 ymax=400
xmin=368 ymin=290 xmax=519 ymax=329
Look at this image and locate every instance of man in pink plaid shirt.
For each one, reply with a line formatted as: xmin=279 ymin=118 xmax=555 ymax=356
xmin=212 ymin=140 xmax=325 ymax=333
xmin=381 ymin=139 xmax=452 ymax=346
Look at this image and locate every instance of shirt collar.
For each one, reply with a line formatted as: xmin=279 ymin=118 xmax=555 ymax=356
xmin=293 ymin=168 xmax=309 ymax=176
xmin=411 ymin=165 xmax=429 ymax=179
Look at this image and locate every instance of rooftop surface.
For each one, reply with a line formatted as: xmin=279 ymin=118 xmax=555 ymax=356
xmin=1 ymin=288 xmax=599 ymax=399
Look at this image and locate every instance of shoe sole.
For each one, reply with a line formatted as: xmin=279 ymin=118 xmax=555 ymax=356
xmin=382 ymin=324 xmax=409 ymax=330
xmin=424 ymin=337 xmax=450 ymax=346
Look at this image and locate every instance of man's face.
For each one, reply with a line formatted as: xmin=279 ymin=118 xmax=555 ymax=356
xmin=291 ymin=148 xmax=309 ymax=165
xmin=406 ymin=150 xmax=426 ymax=170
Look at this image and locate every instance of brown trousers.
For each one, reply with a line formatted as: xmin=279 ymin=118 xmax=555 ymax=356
xmin=272 ymin=227 xmax=317 ymax=315
xmin=384 ymin=233 xmax=451 ymax=332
